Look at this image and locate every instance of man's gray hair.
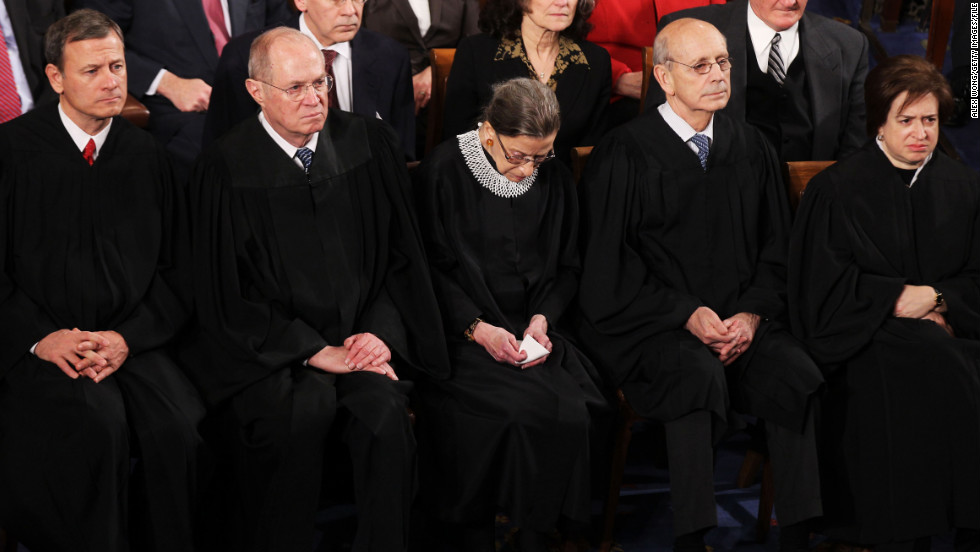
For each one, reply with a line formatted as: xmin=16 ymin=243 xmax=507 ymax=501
xmin=45 ymin=9 xmax=124 ymax=71
xmin=481 ymin=78 xmax=561 ymax=139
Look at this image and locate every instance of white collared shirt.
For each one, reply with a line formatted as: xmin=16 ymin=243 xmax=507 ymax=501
xmin=747 ymin=2 xmax=801 ymax=75
xmin=407 ymin=0 xmax=431 ymax=37
xmin=300 ymin=13 xmax=353 ymax=112
xmin=0 ymin=0 xmax=34 ymax=114
xmin=658 ymin=102 xmax=715 ymax=156
xmin=58 ymin=103 xmax=113 ymax=161
xmin=258 ymin=111 xmax=319 ymax=170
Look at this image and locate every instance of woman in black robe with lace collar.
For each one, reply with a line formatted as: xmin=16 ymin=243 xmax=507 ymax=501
xmin=414 ymin=78 xmax=608 ymax=551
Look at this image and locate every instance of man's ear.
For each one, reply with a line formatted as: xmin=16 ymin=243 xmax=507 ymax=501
xmin=245 ymin=78 xmax=264 ymax=106
xmin=45 ymin=64 xmax=64 ymax=95
xmin=653 ymin=64 xmax=674 ymax=97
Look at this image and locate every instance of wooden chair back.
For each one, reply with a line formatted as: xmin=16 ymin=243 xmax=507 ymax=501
xmin=121 ymin=95 xmax=151 ymax=128
xmin=639 ymin=46 xmax=654 ymax=114
xmin=783 ymin=160 xmax=833 ymax=212
xmin=426 ymin=48 xmax=456 ymax=155
xmin=571 ymin=146 xmax=594 ymax=186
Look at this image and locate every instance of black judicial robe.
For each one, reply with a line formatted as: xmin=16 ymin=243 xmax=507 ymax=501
xmin=0 ymin=106 xmax=189 ymax=376
xmin=413 ymin=135 xmax=608 ymax=529
xmin=189 ymin=110 xmax=449 ymax=406
xmin=0 ymin=104 xmax=202 ymax=552
xmin=577 ymin=109 xmax=822 ymax=432
xmin=788 ymin=142 xmax=980 ymax=543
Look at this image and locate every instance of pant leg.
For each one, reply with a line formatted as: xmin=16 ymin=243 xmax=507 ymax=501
xmin=336 ymin=372 xmax=415 ymax=552
xmin=113 ymin=349 xmax=207 ymax=552
xmin=664 ymin=410 xmax=717 ymax=537
xmin=0 ymin=356 xmax=130 ymax=552
xmin=736 ymin=328 xmax=824 ymax=526
xmin=226 ymin=366 xmax=338 ymax=552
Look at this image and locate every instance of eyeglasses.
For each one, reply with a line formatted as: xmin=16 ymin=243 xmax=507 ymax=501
xmin=667 ymin=57 xmax=733 ymax=74
xmin=498 ymin=135 xmax=556 ymax=167
xmin=259 ymin=76 xmax=334 ymax=101
xmin=327 ymin=0 xmax=367 ymax=6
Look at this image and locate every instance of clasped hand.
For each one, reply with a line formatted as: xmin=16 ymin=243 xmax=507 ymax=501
xmin=307 ymin=332 xmax=398 ymax=380
xmin=35 ymin=328 xmax=129 ymax=382
xmin=684 ymin=307 xmax=760 ymax=366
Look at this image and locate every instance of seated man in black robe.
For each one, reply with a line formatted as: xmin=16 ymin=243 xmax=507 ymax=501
xmin=0 ymin=9 xmax=205 ymax=552
xmin=577 ymin=18 xmax=823 ymax=552
xmin=189 ymin=27 xmax=449 ymax=552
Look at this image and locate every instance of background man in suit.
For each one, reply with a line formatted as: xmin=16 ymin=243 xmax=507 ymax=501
xmin=362 ymin=0 xmax=479 ymax=157
xmin=205 ymin=0 xmax=416 ymax=158
xmin=0 ymin=10 xmax=205 ymax=552
xmin=75 ymin=0 xmax=292 ymax=171
xmin=0 ymin=0 xmax=64 ymax=122
xmin=649 ymin=0 xmax=868 ymax=161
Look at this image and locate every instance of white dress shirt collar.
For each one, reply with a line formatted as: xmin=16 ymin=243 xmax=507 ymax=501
xmin=258 ymin=111 xmax=319 ymax=170
xmin=58 ymin=103 xmax=113 ymax=161
xmin=658 ymin=102 xmax=715 ymax=155
xmin=747 ymin=2 xmax=801 ymax=74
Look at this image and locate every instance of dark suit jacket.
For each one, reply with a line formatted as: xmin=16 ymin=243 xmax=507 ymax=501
xmin=442 ymin=33 xmax=611 ymax=164
xmin=650 ymin=0 xmax=868 ymax=160
xmin=204 ymin=17 xmax=416 ymax=159
xmin=75 ymin=0 xmax=292 ymax=97
xmin=3 ymin=0 xmax=63 ymax=108
xmin=362 ymin=0 xmax=479 ymax=74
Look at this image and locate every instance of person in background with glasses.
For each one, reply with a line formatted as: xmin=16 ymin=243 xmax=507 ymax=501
xmin=413 ymin=77 xmax=609 ymax=551
xmin=188 ymin=27 xmax=449 ymax=552
xmin=649 ymin=0 xmax=868 ymax=162
xmin=578 ymin=19 xmax=823 ymax=552
xmin=204 ymin=0 xmax=417 ymax=160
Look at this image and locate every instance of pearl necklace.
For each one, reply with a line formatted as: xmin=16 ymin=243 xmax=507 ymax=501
xmin=458 ymin=129 xmax=536 ymax=198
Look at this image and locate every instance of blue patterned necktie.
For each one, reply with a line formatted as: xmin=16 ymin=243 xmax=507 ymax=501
xmin=690 ymin=133 xmax=710 ymax=170
xmin=295 ymin=147 xmax=313 ymax=173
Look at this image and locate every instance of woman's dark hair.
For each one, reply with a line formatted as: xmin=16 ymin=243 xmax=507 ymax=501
xmin=483 ymin=77 xmax=561 ymax=138
xmin=865 ymin=54 xmax=954 ymax=136
xmin=45 ymin=9 xmax=123 ymax=71
xmin=478 ymin=0 xmax=595 ymax=41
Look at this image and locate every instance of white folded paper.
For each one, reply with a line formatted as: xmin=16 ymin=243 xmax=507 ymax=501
xmin=517 ymin=335 xmax=549 ymax=365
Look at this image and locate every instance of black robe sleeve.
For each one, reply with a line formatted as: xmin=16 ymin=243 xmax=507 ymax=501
xmin=578 ymin=134 xmax=703 ymax=342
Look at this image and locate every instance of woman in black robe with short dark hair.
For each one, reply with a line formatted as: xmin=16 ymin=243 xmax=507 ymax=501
xmin=788 ymin=55 xmax=980 ymax=551
xmin=414 ymin=77 xmax=608 ymax=552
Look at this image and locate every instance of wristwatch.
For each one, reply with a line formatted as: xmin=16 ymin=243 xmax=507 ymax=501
xmin=464 ymin=318 xmax=483 ymax=341
xmin=933 ymin=287 xmax=944 ymax=310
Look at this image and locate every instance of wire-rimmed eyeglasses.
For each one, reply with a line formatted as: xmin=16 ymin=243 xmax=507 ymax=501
xmin=498 ymin=135 xmax=556 ymax=167
xmin=259 ymin=76 xmax=334 ymax=101
xmin=667 ymin=57 xmax=733 ymax=74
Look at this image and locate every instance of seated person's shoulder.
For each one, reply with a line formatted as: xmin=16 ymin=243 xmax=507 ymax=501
xmin=355 ymin=28 xmax=411 ymax=60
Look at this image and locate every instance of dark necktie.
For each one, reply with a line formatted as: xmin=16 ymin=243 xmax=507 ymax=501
xmin=767 ymin=33 xmax=786 ymax=86
xmin=690 ymin=133 xmax=710 ymax=170
xmin=0 ymin=31 xmax=22 ymax=123
xmin=83 ymin=138 xmax=96 ymax=166
xmin=202 ymin=0 xmax=230 ymax=55
xmin=322 ymin=49 xmax=341 ymax=109
xmin=296 ymin=146 xmax=313 ymax=173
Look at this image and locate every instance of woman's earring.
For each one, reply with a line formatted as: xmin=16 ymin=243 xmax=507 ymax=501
xmin=486 ymin=137 xmax=494 ymax=147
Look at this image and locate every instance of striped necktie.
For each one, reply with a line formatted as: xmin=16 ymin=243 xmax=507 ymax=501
xmin=0 ymin=31 xmax=22 ymax=123
xmin=767 ymin=33 xmax=786 ymax=86
xmin=296 ymin=147 xmax=313 ymax=173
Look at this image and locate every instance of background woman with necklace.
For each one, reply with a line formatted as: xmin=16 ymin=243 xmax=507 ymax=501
xmin=441 ymin=0 xmax=610 ymax=165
